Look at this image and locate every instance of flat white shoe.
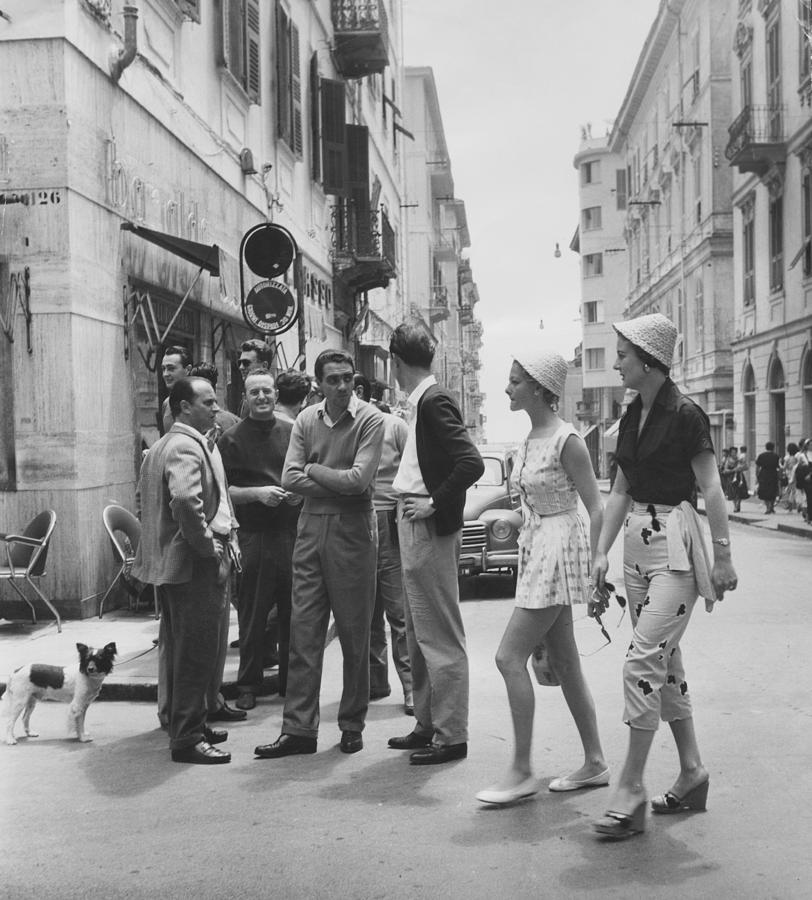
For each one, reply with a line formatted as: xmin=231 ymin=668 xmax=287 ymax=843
xmin=548 ymin=767 xmax=610 ymax=792
xmin=475 ymin=776 xmax=540 ymax=806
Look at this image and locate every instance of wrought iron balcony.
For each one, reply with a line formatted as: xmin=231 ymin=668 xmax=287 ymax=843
xmin=331 ymin=1 xmax=389 ymax=79
xmin=459 ymin=304 xmax=474 ymax=326
xmin=575 ymin=400 xmax=598 ymax=421
xmin=330 ymin=201 xmax=396 ymax=292
xmin=725 ymin=104 xmax=786 ymax=176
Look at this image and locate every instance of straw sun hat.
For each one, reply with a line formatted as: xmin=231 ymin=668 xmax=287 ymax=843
xmin=513 ymin=349 xmax=568 ymax=397
xmin=613 ymin=312 xmax=678 ymax=368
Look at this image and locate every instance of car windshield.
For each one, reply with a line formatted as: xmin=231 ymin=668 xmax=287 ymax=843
xmin=476 ymin=457 xmax=505 ymax=486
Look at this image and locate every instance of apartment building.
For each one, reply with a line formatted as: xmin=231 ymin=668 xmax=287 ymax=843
xmin=727 ymin=0 xmax=812 ymax=454
xmin=0 ymin=0 xmax=410 ymax=617
xmin=403 ymin=66 xmax=484 ymax=437
xmin=605 ymin=0 xmax=736 ymax=453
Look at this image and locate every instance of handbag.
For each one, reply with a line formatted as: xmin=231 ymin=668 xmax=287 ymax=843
xmin=530 ymin=642 xmax=560 ymax=687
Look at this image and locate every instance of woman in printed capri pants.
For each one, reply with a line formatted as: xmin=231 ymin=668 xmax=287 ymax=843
xmin=591 ymin=313 xmax=738 ymax=840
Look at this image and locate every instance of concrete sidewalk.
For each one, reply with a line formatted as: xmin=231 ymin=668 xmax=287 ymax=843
xmin=2 ymin=485 xmax=808 ymax=702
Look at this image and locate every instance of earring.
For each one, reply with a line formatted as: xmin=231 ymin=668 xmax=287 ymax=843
xmin=643 ymin=364 xmax=650 ymax=373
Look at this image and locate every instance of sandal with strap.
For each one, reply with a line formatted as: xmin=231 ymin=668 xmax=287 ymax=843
xmin=593 ymin=800 xmax=646 ymax=840
xmin=651 ymin=778 xmax=709 ymax=814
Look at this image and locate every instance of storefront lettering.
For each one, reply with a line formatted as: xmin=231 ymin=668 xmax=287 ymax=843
xmin=301 ymin=262 xmax=332 ymax=309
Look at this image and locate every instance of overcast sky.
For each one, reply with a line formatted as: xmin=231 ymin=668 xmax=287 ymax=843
xmin=403 ymin=0 xmax=659 ymax=443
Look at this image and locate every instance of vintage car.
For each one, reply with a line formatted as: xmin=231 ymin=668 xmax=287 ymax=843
xmin=458 ymin=445 xmax=522 ymax=586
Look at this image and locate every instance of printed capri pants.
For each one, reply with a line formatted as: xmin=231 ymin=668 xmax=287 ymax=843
xmin=622 ymin=503 xmax=698 ymax=730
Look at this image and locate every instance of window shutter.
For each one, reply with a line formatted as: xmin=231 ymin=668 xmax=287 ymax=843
xmin=291 ymin=22 xmax=303 ymax=158
xmin=346 ymin=125 xmax=370 ymax=253
xmin=321 ymin=79 xmax=346 ymax=195
xmin=616 ymin=169 xmax=627 ymax=210
xmin=245 ymin=0 xmax=260 ymax=103
xmin=276 ymin=1 xmax=292 ymax=147
xmin=310 ymin=53 xmax=321 ymax=182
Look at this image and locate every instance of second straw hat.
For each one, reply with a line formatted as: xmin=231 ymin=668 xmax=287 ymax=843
xmin=514 ymin=349 xmax=568 ymax=397
xmin=613 ymin=313 xmax=677 ymax=368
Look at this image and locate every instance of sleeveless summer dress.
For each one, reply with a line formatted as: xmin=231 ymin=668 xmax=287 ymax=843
xmin=514 ymin=422 xmax=591 ymax=609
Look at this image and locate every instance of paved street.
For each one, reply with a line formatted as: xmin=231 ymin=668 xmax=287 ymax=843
xmin=2 ymin=518 xmax=811 ymax=900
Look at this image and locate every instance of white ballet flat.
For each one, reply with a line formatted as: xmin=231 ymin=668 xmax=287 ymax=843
xmin=548 ymin=767 xmax=610 ymax=792
xmin=475 ymin=775 xmax=540 ymax=806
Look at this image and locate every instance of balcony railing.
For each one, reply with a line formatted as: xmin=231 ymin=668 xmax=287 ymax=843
xmin=331 ymin=1 xmax=389 ymax=78
xmin=330 ymin=202 xmax=396 ymax=291
xmin=725 ymin=104 xmax=787 ymax=175
xmin=459 ymin=304 xmax=474 ymax=326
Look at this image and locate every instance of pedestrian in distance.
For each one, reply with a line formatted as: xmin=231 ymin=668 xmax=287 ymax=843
xmin=780 ymin=442 xmax=799 ymax=511
xmin=254 ymin=349 xmax=384 ymax=759
xmin=475 ymin=349 xmax=608 ymax=807
xmin=591 ymin=313 xmax=737 ymax=840
xmin=386 ymin=324 xmax=484 ymax=766
xmin=794 ymin=438 xmax=812 ymax=522
xmin=755 ymin=441 xmax=781 ymax=514
xmin=724 ymin=446 xmax=748 ymax=513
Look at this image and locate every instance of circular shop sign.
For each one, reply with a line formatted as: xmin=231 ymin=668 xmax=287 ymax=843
xmin=242 ymin=279 xmax=299 ymax=336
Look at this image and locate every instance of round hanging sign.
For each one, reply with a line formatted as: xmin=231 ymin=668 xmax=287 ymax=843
xmin=241 ymin=279 xmax=299 ymax=336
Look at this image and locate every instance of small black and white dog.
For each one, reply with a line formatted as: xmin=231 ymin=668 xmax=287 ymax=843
xmin=3 ymin=642 xmax=117 ymax=745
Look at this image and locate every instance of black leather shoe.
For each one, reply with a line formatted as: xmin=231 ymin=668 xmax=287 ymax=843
xmin=388 ymin=731 xmax=433 ymax=750
xmin=370 ymin=688 xmax=392 ymax=700
xmin=202 ymin=726 xmax=228 ymax=745
xmin=254 ymin=734 xmax=317 ymax=759
xmin=409 ymin=742 xmax=467 ymax=765
xmin=340 ymin=730 xmax=363 ymax=754
xmin=171 ymin=741 xmax=231 ymax=765
xmin=208 ymin=703 xmax=247 ymax=722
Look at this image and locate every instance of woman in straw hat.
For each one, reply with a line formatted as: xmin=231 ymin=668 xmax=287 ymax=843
xmin=591 ymin=313 xmax=738 ymax=840
xmin=475 ymin=349 xmax=609 ymax=807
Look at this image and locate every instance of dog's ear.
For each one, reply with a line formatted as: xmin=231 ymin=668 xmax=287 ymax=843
xmin=104 ymin=642 xmax=118 ymax=657
xmin=76 ymin=642 xmax=89 ymax=657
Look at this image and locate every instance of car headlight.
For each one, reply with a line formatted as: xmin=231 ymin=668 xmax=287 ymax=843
xmin=491 ymin=518 xmax=513 ymax=541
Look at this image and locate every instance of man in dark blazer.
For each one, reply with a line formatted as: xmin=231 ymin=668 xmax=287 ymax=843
xmin=133 ymin=376 xmax=239 ymax=765
xmin=387 ymin=324 xmax=484 ymax=765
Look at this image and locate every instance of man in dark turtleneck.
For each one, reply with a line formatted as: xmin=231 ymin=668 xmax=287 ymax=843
xmin=218 ymin=370 xmax=301 ymax=710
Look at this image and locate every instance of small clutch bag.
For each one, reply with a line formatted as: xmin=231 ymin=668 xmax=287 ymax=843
xmin=530 ymin=642 xmax=560 ymax=687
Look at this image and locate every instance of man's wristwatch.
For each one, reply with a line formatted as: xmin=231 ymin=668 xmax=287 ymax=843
xmin=711 ymin=537 xmax=730 ymax=547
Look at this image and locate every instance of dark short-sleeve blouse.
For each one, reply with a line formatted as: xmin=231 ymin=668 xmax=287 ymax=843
xmin=615 ymin=378 xmax=714 ymax=506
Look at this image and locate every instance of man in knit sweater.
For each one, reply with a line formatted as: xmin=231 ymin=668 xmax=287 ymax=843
xmin=218 ymin=370 xmax=300 ymax=710
xmin=254 ymin=350 xmax=385 ymax=759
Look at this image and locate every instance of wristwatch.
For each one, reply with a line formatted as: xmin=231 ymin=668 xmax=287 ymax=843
xmin=711 ymin=537 xmax=730 ymax=547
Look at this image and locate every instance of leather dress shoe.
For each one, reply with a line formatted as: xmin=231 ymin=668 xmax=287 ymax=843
xmin=235 ymin=692 xmax=256 ymax=711
xmin=388 ymin=731 xmax=433 ymax=750
xmin=340 ymin=730 xmax=363 ymax=754
xmin=409 ymin=742 xmax=467 ymax=766
xmin=254 ymin=733 xmax=317 ymax=759
xmin=208 ymin=703 xmax=247 ymax=722
xmin=202 ymin=726 xmax=228 ymax=745
xmin=171 ymin=741 xmax=231 ymax=765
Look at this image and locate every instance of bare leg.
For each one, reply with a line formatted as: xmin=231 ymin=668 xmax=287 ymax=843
xmin=545 ymin=606 xmax=607 ymax=780
xmin=483 ymin=606 xmax=561 ymax=792
xmin=604 ymin=725 xmax=655 ymax=815
xmin=664 ymin=716 xmax=708 ymax=796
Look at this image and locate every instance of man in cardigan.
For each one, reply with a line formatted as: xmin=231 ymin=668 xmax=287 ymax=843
xmin=133 ymin=376 xmax=239 ymax=765
xmin=254 ymin=350 xmax=384 ymax=759
xmin=386 ymin=324 xmax=484 ymax=765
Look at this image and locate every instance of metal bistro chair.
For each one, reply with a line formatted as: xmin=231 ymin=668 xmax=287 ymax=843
xmin=0 ymin=509 xmax=61 ymax=632
xmin=99 ymin=504 xmax=158 ymax=619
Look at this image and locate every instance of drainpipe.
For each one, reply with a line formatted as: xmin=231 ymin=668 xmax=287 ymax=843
xmin=110 ymin=5 xmax=139 ymax=83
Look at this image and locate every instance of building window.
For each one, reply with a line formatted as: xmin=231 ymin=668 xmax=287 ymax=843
xmin=616 ymin=169 xmax=627 ymax=210
xmin=799 ymin=1 xmax=812 ymax=84
xmin=767 ymin=15 xmax=782 ymax=139
xmin=803 ymin=350 xmax=812 ymax=436
xmin=742 ymin=199 xmax=756 ymax=306
xmin=743 ymin=361 xmax=756 ymax=457
xmin=585 ymin=348 xmax=605 ymax=370
xmin=276 ymin=1 xmax=302 ymax=157
xmin=694 ymin=275 xmax=705 ymax=352
xmin=583 ymin=253 xmax=603 ymax=278
xmin=582 ymin=207 xmax=602 ymax=231
xmin=769 ymin=190 xmax=784 ymax=292
xmin=583 ymin=300 xmax=604 ymax=324
xmin=218 ymin=0 xmax=261 ymax=103
xmin=581 ymin=160 xmax=600 ymax=185
xmin=804 ymin=168 xmax=812 ymax=277
xmin=741 ymin=56 xmax=752 ymax=109
xmin=693 ymin=144 xmax=702 ymax=225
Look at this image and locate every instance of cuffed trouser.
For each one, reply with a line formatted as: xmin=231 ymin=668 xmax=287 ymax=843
xmin=236 ymin=528 xmax=294 ymax=695
xmin=370 ymin=509 xmax=412 ymax=700
xmin=398 ymin=505 xmax=468 ymax=746
xmin=282 ymin=510 xmax=377 ymax=738
xmin=622 ymin=506 xmax=698 ymax=731
xmin=158 ymin=555 xmax=230 ymax=750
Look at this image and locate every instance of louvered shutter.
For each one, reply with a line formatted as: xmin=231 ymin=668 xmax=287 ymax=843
xmin=346 ymin=125 xmax=370 ymax=254
xmin=276 ymin=1 xmax=292 ymax=147
xmin=616 ymin=169 xmax=627 ymax=210
xmin=291 ymin=22 xmax=303 ymax=158
xmin=245 ymin=0 xmax=260 ymax=103
xmin=310 ymin=53 xmax=320 ymax=182
xmin=321 ymin=79 xmax=346 ymax=195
